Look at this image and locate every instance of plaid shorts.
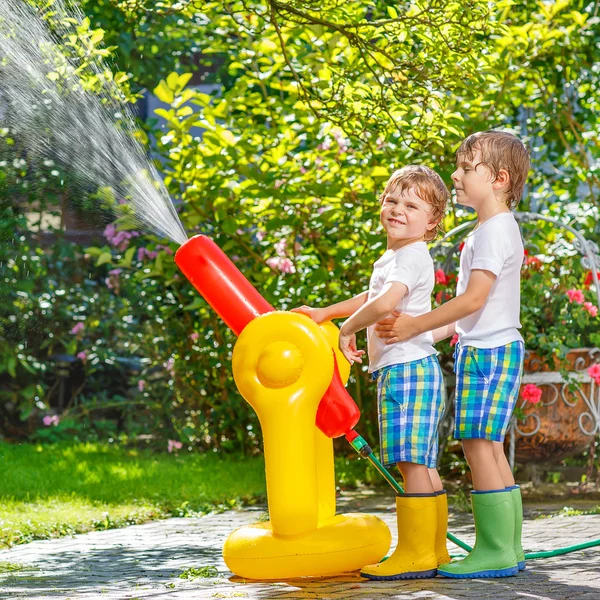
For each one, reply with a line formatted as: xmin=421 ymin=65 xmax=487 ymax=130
xmin=374 ymin=355 xmax=444 ymax=469
xmin=454 ymin=341 xmax=524 ymax=441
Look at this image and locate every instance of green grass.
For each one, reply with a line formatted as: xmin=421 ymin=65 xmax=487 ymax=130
xmin=536 ymin=505 xmax=600 ymax=519
xmin=0 ymin=442 xmax=377 ymax=549
xmin=0 ymin=442 xmax=267 ymax=548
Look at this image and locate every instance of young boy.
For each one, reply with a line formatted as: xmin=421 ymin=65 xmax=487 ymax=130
xmin=292 ymin=165 xmax=451 ymax=580
xmin=374 ymin=130 xmax=530 ymax=578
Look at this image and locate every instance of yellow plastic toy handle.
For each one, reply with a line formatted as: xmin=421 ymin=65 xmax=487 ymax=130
xmin=232 ymin=311 xmax=334 ymax=536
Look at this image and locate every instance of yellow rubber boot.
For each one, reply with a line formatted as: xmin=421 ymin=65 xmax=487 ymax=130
xmin=435 ymin=491 xmax=451 ymax=565
xmin=361 ymin=493 xmax=438 ymax=580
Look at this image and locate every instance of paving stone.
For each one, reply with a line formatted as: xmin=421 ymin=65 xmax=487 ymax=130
xmin=0 ymin=492 xmax=599 ymax=599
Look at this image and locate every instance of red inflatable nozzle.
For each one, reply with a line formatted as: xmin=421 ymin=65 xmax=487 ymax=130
xmin=175 ymin=235 xmax=274 ymax=336
xmin=175 ymin=235 xmax=361 ymax=438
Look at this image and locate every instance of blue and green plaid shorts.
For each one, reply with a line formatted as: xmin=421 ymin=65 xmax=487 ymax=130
xmin=454 ymin=341 xmax=524 ymax=441
xmin=374 ymin=354 xmax=444 ymax=469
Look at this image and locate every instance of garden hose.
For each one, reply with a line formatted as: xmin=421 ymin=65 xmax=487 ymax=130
xmin=345 ymin=431 xmax=600 ymax=560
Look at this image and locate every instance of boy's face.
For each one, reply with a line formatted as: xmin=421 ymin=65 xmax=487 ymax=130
xmin=451 ymin=147 xmax=497 ymax=210
xmin=380 ymin=186 xmax=436 ymax=246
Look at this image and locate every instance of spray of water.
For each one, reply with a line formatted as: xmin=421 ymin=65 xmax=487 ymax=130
xmin=0 ymin=0 xmax=188 ymax=245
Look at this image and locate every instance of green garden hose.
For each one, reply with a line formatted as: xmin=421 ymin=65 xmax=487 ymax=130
xmin=346 ymin=431 xmax=600 ymax=560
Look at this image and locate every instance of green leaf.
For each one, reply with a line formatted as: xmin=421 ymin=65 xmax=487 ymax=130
xmin=258 ymin=39 xmax=278 ymax=54
xmin=154 ymin=81 xmax=174 ymax=104
xmin=96 ymin=252 xmax=113 ymax=267
xmin=370 ymin=166 xmax=389 ymax=178
xmin=121 ymin=247 xmax=136 ymax=268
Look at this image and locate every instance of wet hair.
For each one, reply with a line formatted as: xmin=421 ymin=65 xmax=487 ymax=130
xmin=380 ymin=165 xmax=449 ymax=242
xmin=457 ymin=130 xmax=530 ymax=208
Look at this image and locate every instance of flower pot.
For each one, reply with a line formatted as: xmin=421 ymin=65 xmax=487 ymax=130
xmin=510 ymin=348 xmax=599 ymax=463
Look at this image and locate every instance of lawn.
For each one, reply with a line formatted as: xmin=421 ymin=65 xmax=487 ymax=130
xmin=0 ymin=442 xmax=268 ymax=548
xmin=0 ymin=442 xmax=373 ymax=548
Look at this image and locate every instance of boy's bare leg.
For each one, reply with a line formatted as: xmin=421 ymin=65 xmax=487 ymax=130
xmin=428 ymin=467 xmax=444 ymax=492
xmin=397 ymin=462 xmax=435 ymax=494
xmin=462 ymin=439 xmax=505 ymax=491
xmin=492 ymin=440 xmax=515 ymax=487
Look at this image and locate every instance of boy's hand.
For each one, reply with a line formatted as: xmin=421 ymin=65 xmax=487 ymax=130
xmin=290 ymin=305 xmax=328 ymax=324
xmin=374 ymin=310 xmax=419 ymax=344
xmin=338 ymin=327 xmax=365 ymax=364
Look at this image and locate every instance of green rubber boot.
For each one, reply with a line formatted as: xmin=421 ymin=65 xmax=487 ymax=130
xmin=438 ymin=489 xmax=518 ymax=578
xmin=509 ymin=485 xmax=526 ymax=570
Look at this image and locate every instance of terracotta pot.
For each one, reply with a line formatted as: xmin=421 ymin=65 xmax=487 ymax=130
xmin=509 ymin=348 xmax=599 ymax=463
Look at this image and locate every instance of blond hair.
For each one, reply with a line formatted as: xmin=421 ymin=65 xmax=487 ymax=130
xmin=457 ymin=131 xmax=530 ymax=209
xmin=380 ymin=165 xmax=449 ymax=242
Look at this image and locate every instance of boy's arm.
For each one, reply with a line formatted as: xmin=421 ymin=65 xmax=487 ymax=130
xmin=432 ymin=322 xmax=456 ymax=344
xmin=340 ymin=282 xmax=408 ymax=336
xmin=375 ymin=270 xmax=495 ymax=344
xmin=291 ymin=291 xmax=368 ymax=323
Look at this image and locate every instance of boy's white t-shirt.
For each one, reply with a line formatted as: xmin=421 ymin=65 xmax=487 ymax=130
xmin=367 ymin=241 xmax=437 ymax=372
xmin=456 ymin=212 xmax=524 ymax=348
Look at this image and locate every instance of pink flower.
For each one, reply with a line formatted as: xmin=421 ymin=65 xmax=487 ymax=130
xmin=168 ymin=439 xmax=183 ymax=453
xmin=137 ymin=379 xmax=146 ymax=392
xmin=76 ymin=351 xmax=87 ymax=362
xmin=583 ymin=302 xmax=598 ymax=317
xmin=522 ymin=383 xmax=543 ymax=404
xmin=137 ymin=248 xmax=157 ymax=261
xmin=267 ymin=256 xmax=295 ymax=273
xmin=435 ymin=269 xmax=448 ymax=285
xmin=266 ymin=257 xmax=279 ymax=270
xmin=256 ymin=231 xmax=266 ymax=242
xmin=189 ymin=332 xmax=200 ymax=341
xmin=69 ymin=322 xmax=84 ymax=335
xmin=43 ymin=415 xmax=60 ymax=427
xmin=105 ymin=269 xmax=122 ymax=292
xmin=278 ymin=258 xmax=295 ymax=274
xmin=165 ymin=357 xmax=175 ymax=378
xmin=567 ymin=289 xmax=585 ymax=304
xmin=156 ymin=245 xmax=174 ymax=255
xmin=588 ymin=364 xmax=600 ymax=385
xmin=450 ymin=334 xmax=459 ymax=347
xmin=103 ymin=223 xmax=139 ymax=251
xmin=274 ymin=239 xmax=287 ymax=257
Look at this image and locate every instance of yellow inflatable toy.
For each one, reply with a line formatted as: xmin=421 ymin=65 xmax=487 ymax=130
xmin=175 ymin=236 xmax=390 ymax=580
xmin=224 ymin=312 xmax=391 ymax=579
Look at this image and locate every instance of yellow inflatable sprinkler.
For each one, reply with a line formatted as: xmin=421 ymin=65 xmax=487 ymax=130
xmin=224 ymin=311 xmax=391 ymax=579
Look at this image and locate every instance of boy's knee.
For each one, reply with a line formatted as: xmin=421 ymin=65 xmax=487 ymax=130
xmin=396 ymin=461 xmax=425 ymax=476
xmin=462 ymin=438 xmax=493 ymax=462
xmin=492 ymin=440 xmax=506 ymax=459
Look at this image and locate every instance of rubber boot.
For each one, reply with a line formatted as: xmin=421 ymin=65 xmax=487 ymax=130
xmin=508 ymin=485 xmax=526 ymax=570
xmin=435 ymin=490 xmax=451 ymax=565
xmin=438 ymin=489 xmax=518 ymax=578
xmin=361 ymin=493 xmax=438 ymax=580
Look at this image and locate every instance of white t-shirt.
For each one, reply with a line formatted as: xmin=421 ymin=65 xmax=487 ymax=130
xmin=367 ymin=241 xmax=437 ymax=372
xmin=456 ymin=212 xmax=524 ymax=348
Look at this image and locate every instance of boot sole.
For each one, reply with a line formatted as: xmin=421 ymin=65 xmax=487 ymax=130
xmin=438 ymin=565 xmax=518 ymax=578
xmin=518 ymin=561 xmax=526 ymax=571
xmin=361 ymin=568 xmax=437 ymax=581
